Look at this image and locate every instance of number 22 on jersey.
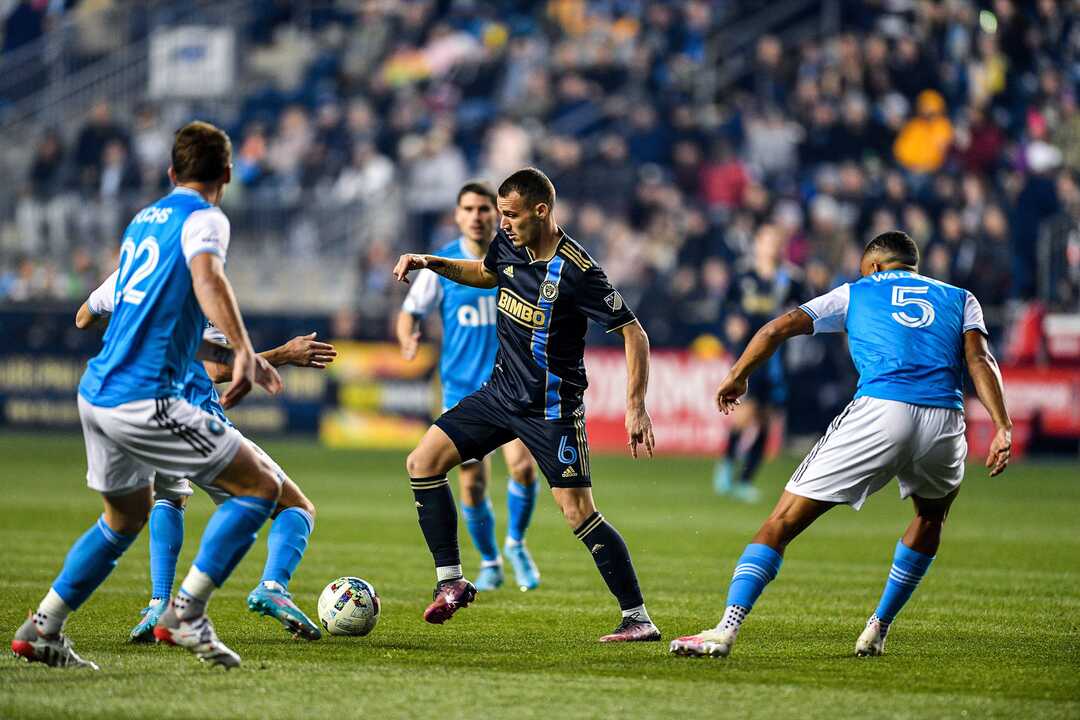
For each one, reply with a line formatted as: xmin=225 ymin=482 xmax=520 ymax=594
xmin=890 ymin=285 xmax=935 ymax=329
xmin=116 ymin=236 xmax=160 ymax=306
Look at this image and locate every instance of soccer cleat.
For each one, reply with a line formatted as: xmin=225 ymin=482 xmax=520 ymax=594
xmin=153 ymin=601 xmax=241 ymax=669
xmin=504 ymin=539 xmax=540 ymax=591
xmin=11 ymin=614 xmax=99 ymax=670
xmin=713 ymin=460 xmax=733 ymax=495
xmin=669 ymin=626 xmax=738 ymax=657
xmin=599 ymin=614 xmax=661 ymax=643
xmin=855 ymin=615 xmax=889 ymax=657
xmin=423 ymin=578 xmax=477 ymax=625
xmin=247 ymin=582 xmax=321 ymax=641
xmin=474 ymin=564 xmax=504 ymax=592
xmin=129 ymin=601 xmax=165 ymax=643
xmin=732 ymin=483 xmax=760 ymax=504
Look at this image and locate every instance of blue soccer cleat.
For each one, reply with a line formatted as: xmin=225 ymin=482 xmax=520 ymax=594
xmin=713 ymin=460 xmax=734 ymax=495
xmin=246 ymin=582 xmax=321 ymax=640
xmin=474 ymin=563 xmax=504 ymax=592
xmin=504 ymin=539 xmax=540 ymax=591
xmin=129 ymin=601 xmax=166 ymax=643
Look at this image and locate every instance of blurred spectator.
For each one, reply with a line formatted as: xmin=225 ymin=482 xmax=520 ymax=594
xmin=74 ymin=101 xmax=129 ymax=194
xmin=894 ymin=90 xmax=953 ymax=173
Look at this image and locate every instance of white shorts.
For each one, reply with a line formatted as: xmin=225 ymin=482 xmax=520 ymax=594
xmin=153 ymin=438 xmax=289 ymax=506
xmin=785 ymin=396 xmax=966 ymax=510
xmin=79 ymin=395 xmax=243 ymax=495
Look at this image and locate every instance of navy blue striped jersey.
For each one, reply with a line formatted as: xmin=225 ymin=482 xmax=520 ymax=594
xmin=482 ymin=229 xmax=636 ymax=419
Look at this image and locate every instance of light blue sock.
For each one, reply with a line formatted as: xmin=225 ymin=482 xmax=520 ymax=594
xmin=192 ymin=497 xmax=275 ymax=586
xmin=726 ymin=543 xmax=783 ymax=610
xmin=149 ymin=500 xmax=184 ymax=600
xmin=874 ymin=540 xmax=935 ymax=624
xmin=261 ymin=507 xmax=313 ymax=589
xmin=52 ymin=515 xmax=139 ymax=610
xmin=506 ymin=478 xmax=537 ymax=543
xmin=462 ymin=498 xmax=499 ymax=564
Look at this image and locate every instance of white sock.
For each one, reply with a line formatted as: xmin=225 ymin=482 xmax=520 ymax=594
xmin=261 ymin=579 xmax=286 ymax=593
xmin=622 ymin=604 xmax=651 ymax=623
xmin=436 ymin=564 xmax=463 ymax=583
xmin=33 ymin=588 xmax=72 ymax=636
xmin=175 ymin=566 xmax=216 ymax=619
xmin=504 ymin=537 xmax=522 ymax=547
xmin=148 ymin=597 xmax=166 ymax=609
xmin=480 ymin=558 xmax=503 ymax=569
xmin=719 ymin=604 xmax=748 ymax=633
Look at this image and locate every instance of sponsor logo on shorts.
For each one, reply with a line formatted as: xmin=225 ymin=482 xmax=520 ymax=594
xmin=497 ymin=288 xmax=546 ymax=328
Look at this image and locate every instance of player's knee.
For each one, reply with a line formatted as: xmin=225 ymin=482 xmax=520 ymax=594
xmin=405 ymin=449 xmax=430 ymax=478
xmin=509 ymin=459 xmax=536 ymax=485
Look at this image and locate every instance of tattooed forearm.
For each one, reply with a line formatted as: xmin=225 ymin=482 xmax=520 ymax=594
xmin=428 ymin=258 xmax=464 ymax=281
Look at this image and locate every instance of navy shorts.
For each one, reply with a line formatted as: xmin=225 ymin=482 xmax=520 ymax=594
xmin=746 ymin=355 xmax=788 ymax=407
xmin=435 ymin=384 xmax=592 ymax=488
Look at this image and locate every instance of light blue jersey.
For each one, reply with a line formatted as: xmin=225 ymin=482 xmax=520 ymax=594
xmin=402 ymin=238 xmax=499 ymax=410
xmin=79 ymin=187 xmax=231 ymax=407
xmin=799 ymin=270 xmax=987 ymax=410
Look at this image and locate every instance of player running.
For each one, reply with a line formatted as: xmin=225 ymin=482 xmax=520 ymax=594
xmin=396 ymin=181 xmax=540 ymax=593
xmin=393 ymin=168 xmax=661 ymax=643
xmin=75 ymin=275 xmax=335 ymax=642
xmin=671 ymin=231 xmax=1012 ymax=659
xmin=12 ymin=121 xmax=285 ymax=670
xmin=715 ymin=225 xmax=806 ymax=502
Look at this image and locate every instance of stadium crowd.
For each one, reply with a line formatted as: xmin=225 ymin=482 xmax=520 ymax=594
xmin=2 ymin=0 xmax=1078 ymax=351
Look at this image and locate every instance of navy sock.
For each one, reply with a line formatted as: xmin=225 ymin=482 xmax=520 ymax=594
xmin=574 ymin=512 xmax=644 ymax=611
xmin=53 ymin=515 xmax=139 ymax=610
xmin=192 ymin=496 xmax=275 ymax=586
xmin=411 ymin=475 xmax=461 ymax=570
xmin=262 ymin=507 xmax=314 ymax=589
xmin=506 ymin=478 xmax=537 ymax=543
xmin=726 ymin=543 xmax=783 ymax=610
xmin=739 ymin=428 xmax=767 ymax=484
xmin=726 ymin=430 xmax=742 ymax=460
xmin=462 ymin=498 xmax=499 ymax=564
xmin=149 ymin=500 xmax=184 ymax=600
xmin=874 ymin=540 xmax=935 ymax=624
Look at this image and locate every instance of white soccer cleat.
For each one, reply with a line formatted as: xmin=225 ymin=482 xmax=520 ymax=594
xmin=669 ymin=626 xmax=738 ymax=658
xmin=855 ymin=615 xmax=889 ymax=657
xmin=153 ymin=602 xmax=240 ymax=669
xmin=11 ymin=614 xmax=99 ymax=670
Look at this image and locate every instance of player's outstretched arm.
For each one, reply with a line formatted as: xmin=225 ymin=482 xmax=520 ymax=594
xmin=964 ymin=330 xmax=1012 ymax=476
xmin=202 ymin=332 xmax=337 ymax=382
xmin=190 ymin=253 xmax=282 ymax=407
xmin=618 ymin=320 xmax=655 ymax=459
xmin=396 ymin=311 xmax=423 ymax=360
xmin=716 ymin=308 xmax=813 ymax=414
xmin=393 ymin=253 xmax=497 ymax=289
xmin=75 ymin=302 xmax=105 ymax=330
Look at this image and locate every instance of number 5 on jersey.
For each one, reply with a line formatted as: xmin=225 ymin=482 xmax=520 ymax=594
xmin=891 ymin=285 xmax=935 ymax=328
xmin=117 ymin=236 xmax=160 ymax=306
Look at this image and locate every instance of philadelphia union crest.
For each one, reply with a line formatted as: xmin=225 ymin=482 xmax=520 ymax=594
xmin=540 ymin=280 xmax=559 ymax=302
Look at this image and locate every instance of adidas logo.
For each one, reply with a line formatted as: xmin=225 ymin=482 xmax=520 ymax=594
xmin=562 ymin=466 xmax=577 ymax=478
xmin=503 ymin=266 xmax=514 ymax=278
xmin=415 ymin=501 xmax=423 ymax=508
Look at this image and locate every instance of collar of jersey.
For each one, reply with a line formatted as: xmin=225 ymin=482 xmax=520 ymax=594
xmin=523 ymin=229 xmax=567 ymax=264
xmin=170 ymin=186 xmax=205 ymax=199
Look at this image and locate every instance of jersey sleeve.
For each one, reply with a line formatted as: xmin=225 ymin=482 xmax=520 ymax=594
xmin=401 ymin=269 xmax=443 ymax=317
xmin=799 ymin=283 xmax=850 ymax=334
xmin=86 ymin=270 xmax=118 ymax=316
xmin=578 ymin=264 xmax=637 ymax=333
xmin=962 ymin=290 xmax=988 ymax=336
xmin=181 ymin=207 xmax=231 ymax=266
xmin=483 ymin=232 xmax=505 ymax=274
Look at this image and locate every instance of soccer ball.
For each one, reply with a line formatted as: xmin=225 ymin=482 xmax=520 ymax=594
xmin=317 ymin=576 xmax=380 ymax=636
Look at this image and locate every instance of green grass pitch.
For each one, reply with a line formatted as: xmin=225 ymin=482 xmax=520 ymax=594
xmin=0 ymin=432 xmax=1077 ymax=719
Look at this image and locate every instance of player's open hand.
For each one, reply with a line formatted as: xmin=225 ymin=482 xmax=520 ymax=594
xmin=625 ymin=404 xmax=655 ymax=459
xmin=716 ymin=374 xmax=747 ymax=414
xmin=400 ymin=330 xmax=421 ymax=361
xmin=222 ymin=349 xmax=282 ymax=409
xmin=986 ymin=426 xmax=1011 ymax=477
xmin=283 ymin=332 xmax=337 ymax=368
xmin=393 ymin=254 xmax=430 ymax=284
